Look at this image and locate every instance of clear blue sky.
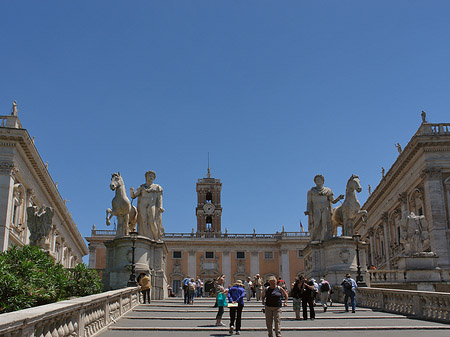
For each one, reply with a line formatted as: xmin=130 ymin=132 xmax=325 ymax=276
xmin=1 ymin=1 xmax=449 ymax=257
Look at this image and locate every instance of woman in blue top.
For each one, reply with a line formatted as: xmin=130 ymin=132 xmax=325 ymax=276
xmin=227 ymin=280 xmax=246 ymax=335
xmin=262 ymin=276 xmax=288 ymax=337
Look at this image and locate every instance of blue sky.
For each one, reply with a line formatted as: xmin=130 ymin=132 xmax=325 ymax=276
xmin=1 ymin=1 xmax=449 ymax=257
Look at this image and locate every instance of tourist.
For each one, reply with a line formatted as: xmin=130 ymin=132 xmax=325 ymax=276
xmin=299 ymin=275 xmax=315 ymax=320
xmin=188 ymin=278 xmax=196 ymax=304
xmin=341 ymin=273 xmax=357 ymax=313
xmin=254 ymin=274 xmax=263 ymax=301
xmin=182 ymin=276 xmax=191 ymax=304
xmin=139 ymin=272 xmax=151 ymax=304
xmin=196 ymin=275 xmax=203 ymax=297
xmin=262 ymin=276 xmax=288 ymax=337
xmin=289 ymin=279 xmax=302 ymax=320
xmin=318 ymin=278 xmax=331 ymax=312
xmin=227 ymin=280 xmax=245 ymax=335
xmin=244 ymin=277 xmax=253 ymax=301
xmin=215 ymin=275 xmax=228 ymax=327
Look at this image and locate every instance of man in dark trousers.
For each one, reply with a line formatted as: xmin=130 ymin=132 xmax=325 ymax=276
xmin=299 ymin=275 xmax=316 ymax=320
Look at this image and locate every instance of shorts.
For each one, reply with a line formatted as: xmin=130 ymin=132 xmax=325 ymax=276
xmin=292 ymin=298 xmax=301 ymax=311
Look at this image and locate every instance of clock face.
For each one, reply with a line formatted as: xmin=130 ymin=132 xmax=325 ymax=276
xmin=203 ymin=203 xmax=215 ymax=214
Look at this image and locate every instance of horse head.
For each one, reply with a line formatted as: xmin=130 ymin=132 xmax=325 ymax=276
xmin=110 ymin=172 xmax=123 ymax=191
xmin=348 ymin=174 xmax=362 ymax=193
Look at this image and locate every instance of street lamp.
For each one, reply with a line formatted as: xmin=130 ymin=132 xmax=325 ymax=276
xmin=127 ymin=231 xmax=138 ymax=287
xmin=352 ymin=233 xmax=367 ymax=286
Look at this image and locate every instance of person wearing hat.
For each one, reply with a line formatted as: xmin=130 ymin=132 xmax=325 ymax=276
xmin=227 ymin=280 xmax=246 ymax=335
xmin=262 ymin=276 xmax=288 ymax=337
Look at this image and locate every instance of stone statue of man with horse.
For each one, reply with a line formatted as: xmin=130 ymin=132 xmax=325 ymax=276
xmin=305 ymin=174 xmax=367 ymax=241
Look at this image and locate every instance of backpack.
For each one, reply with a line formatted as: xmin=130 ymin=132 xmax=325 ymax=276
xmin=342 ymin=279 xmax=352 ymax=290
xmin=320 ymin=282 xmax=330 ymax=292
xmin=188 ymin=282 xmax=196 ymax=291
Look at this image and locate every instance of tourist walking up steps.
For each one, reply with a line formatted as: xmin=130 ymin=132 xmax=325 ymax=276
xmin=227 ymin=280 xmax=245 ymax=335
xmin=318 ymin=278 xmax=331 ymax=312
xmin=188 ymin=278 xmax=196 ymax=304
xmin=341 ymin=273 xmax=357 ymax=313
xmin=182 ymin=276 xmax=191 ymax=304
xmin=262 ymin=276 xmax=288 ymax=337
xmin=244 ymin=277 xmax=253 ymax=301
xmin=215 ymin=275 xmax=228 ymax=327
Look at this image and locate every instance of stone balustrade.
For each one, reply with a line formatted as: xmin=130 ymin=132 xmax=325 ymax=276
xmin=0 ymin=287 xmax=139 ymax=337
xmin=357 ymin=287 xmax=450 ymax=323
xmin=163 ymin=231 xmax=310 ymax=239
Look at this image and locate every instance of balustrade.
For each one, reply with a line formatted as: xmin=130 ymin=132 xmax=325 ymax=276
xmin=357 ymin=287 xmax=450 ymax=323
xmin=0 ymin=287 xmax=139 ymax=337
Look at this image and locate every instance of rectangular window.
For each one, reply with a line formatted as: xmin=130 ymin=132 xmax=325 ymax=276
xmin=264 ymin=251 xmax=274 ymax=259
xmin=298 ymin=250 xmax=303 ymax=258
xmin=205 ymin=251 xmax=214 ymax=259
xmin=173 ymin=280 xmax=181 ymax=293
xmin=172 ymin=251 xmax=182 ymax=259
xmin=236 ymin=251 xmax=245 ymax=259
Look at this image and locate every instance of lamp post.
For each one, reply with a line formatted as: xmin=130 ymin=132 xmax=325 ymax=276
xmin=127 ymin=231 xmax=138 ymax=287
xmin=352 ymin=233 xmax=367 ymax=286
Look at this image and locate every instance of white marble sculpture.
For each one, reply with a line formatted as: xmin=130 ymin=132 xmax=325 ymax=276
xmin=27 ymin=204 xmax=54 ymax=248
xmin=130 ymin=170 xmax=164 ymax=241
xmin=332 ymin=174 xmax=368 ymax=237
xmin=305 ymin=174 xmax=343 ymax=241
xmin=402 ymin=212 xmax=431 ymax=255
xmin=106 ymin=172 xmax=137 ymax=237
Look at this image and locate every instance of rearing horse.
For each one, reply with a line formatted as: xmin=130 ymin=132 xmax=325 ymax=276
xmin=106 ymin=172 xmax=138 ymax=237
xmin=332 ymin=174 xmax=367 ymax=237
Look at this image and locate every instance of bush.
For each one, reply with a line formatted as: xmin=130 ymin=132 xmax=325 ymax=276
xmin=67 ymin=263 xmax=103 ymax=297
xmin=0 ymin=245 xmax=103 ymax=313
xmin=0 ymin=245 xmax=69 ymax=313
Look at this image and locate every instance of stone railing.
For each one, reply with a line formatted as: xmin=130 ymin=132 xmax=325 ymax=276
xmin=91 ymin=229 xmax=117 ymax=236
xmin=163 ymin=231 xmax=310 ymax=240
xmin=357 ymin=287 xmax=450 ymax=323
xmin=369 ymin=269 xmax=405 ymax=282
xmin=418 ymin=122 xmax=450 ymax=136
xmin=0 ymin=287 xmax=139 ymax=337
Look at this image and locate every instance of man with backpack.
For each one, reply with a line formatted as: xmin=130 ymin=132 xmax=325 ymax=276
xmin=341 ymin=273 xmax=357 ymax=313
xmin=318 ymin=278 xmax=330 ymax=312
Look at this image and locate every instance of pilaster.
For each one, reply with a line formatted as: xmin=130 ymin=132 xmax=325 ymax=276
xmin=222 ymin=251 xmax=231 ymax=284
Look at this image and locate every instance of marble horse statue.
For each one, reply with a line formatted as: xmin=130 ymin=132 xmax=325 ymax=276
xmin=332 ymin=174 xmax=367 ymax=237
xmin=106 ymin=172 xmax=138 ymax=237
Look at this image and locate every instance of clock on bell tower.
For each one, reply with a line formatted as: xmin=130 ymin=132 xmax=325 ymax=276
xmin=196 ymin=167 xmax=222 ymax=233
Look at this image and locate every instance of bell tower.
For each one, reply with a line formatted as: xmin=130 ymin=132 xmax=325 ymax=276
xmin=196 ymin=166 xmax=222 ymax=233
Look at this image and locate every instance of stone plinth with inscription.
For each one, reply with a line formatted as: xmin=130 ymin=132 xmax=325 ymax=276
xmin=103 ymin=235 xmax=167 ymax=299
xmin=303 ymin=236 xmax=368 ymax=286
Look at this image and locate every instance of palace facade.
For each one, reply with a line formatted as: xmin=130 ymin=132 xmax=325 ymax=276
xmin=355 ymin=118 xmax=450 ymax=291
xmin=0 ymin=104 xmax=88 ymax=265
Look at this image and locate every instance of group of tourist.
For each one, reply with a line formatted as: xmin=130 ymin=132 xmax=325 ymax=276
xmin=211 ymin=273 xmax=357 ymax=337
xmin=181 ymin=275 xmax=204 ymax=304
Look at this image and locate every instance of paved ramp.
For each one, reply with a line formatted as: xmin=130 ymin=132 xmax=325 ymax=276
xmin=99 ymin=297 xmax=450 ymax=337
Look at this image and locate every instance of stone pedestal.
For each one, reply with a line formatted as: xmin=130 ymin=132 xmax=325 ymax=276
xmin=396 ymin=253 xmax=441 ymax=282
xmin=303 ymin=236 xmax=368 ymax=286
xmin=103 ymin=235 xmax=167 ymax=299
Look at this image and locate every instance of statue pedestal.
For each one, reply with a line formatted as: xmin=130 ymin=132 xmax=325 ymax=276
xmin=103 ymin=235 xmax=167 ymax=300
xmin=395 ymin=253 xmax=441 ymax=282
xmin=303 ymin=236 xmax=368 ymax=286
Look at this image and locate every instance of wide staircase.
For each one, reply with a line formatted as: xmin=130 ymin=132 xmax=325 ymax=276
xmin=99 ymin=297 xmax=450 ymax=337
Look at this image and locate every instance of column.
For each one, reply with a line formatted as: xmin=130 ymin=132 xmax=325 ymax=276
xmin=281 ymin=249 xmax=290 ymax=284
xmin=422 ymin=168 xmax=450 ymax=268
xmin=250 ymin=251 xmax=259 ymax=277
xmin=381 ymin=212 xmax=391 ymax=269
xmin=367 ymin=228 xmax=375 ymax=266
xmin=0 ymin=161 xmax=16 ymax=251
xmin=188 ymin=250 xmax=196 ymax=277
xmin=222 ymin=251 xmax=231 ymax=284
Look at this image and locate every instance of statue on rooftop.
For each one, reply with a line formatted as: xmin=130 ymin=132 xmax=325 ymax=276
xmin=305 ymin=174 xmax=343 ymax=241
xmin=421 ymin=110 xmax=427 ymax=123
xmin=130 ymin=170 xmax=165 ymax=241
xmin=395 ymin=143 xmax=402 ymax=154
xmin=12 ymin=101 xmax=18 ymax=116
